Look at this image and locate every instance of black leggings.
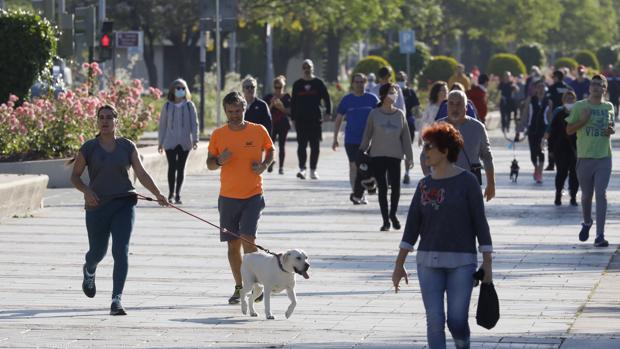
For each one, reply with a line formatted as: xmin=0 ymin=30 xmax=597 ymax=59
xmin=554 ymin=148 xmax=579 ymax=196
xmin=528 ymin=132 xmax=544 ymax=167
xmin=165 ymin=145 xmax=190 ymax=197
xmin=296 ymin=124 xmax=321 ymax=170
xmin=372 ymin=156 xmax=401 ymax=222
xmin=272 ymin=123 xmax=289 ymax=168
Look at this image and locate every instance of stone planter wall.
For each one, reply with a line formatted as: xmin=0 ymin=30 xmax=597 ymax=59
xmin=0 ymin=174 xmax=48 ymax=218
xmin=0 ymin=144 xmax=209 ymax=189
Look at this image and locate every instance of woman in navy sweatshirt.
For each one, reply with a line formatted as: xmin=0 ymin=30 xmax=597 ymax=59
xmin=392 ymin=122 xmax=493 ymax=349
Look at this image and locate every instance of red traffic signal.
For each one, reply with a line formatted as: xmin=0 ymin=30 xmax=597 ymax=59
xmin=100 ymin=33 xmax=111 ymax=48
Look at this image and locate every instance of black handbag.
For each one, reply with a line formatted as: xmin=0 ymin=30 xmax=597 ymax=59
xmin=476 ymin=283 xmax=500 ymax=329
xmin=473 ymin=269 xmax=500 ymax=329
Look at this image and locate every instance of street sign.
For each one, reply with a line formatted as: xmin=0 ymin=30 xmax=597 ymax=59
xmin=399 ymin=30 xmax=416 ymax=54
xmin=74 ymin=5 xmax=96 ymax=48
xmin=115 ymin=31 xmax=141 ymax=48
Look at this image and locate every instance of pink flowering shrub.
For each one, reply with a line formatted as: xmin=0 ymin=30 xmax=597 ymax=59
xmin=0 ymin=63 xmax=162 ymax=161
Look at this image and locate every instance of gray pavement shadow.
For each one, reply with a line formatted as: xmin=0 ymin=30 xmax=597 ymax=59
xmin=0 ymin=304 xmax=209 ymax=319
xmin=171 ymin=316 xmax=253 ymax=325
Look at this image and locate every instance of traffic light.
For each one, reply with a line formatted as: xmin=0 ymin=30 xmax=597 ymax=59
xmin=98 ymin=20 xmax=114 ymax=62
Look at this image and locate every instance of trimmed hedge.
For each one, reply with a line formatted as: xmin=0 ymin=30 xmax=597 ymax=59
xmin=554 ymin=57 xmax=579 ymax=70
xmin=487 ymin=53 xmax=526 ymax=76
xmin=352 ymin=55 xmax=395 ymax=81
xmin=387 ymin=42 xmax=432 ymax=80
xmin=515 ymin=43 xmax=546 ymax=70
xmin=420 ymin=56 xmax=458 ymax=87
xmin=574 ymin=50 xmax=600 ymax=71
xmin=596 ymin=46 xmax=620 ymax=69
xmin=0 ymin=9 xmax=57 ymax=102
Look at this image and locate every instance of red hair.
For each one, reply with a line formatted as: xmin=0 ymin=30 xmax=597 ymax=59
xmin=421 ymin=122 xmax=464 ymax=163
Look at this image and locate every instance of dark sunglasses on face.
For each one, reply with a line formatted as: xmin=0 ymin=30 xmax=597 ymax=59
xmin=244 ymin=85 xmax=256 ymax=90
xmin=423 ymin=143 xmax=435 ymax=151
xmin=176 ymin=86 xmax=186 ymax=91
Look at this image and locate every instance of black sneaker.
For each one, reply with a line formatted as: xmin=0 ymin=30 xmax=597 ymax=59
xmin=268 ymin=162 xmax=274 ymax=173
xmin=594 ymin=237 xmax=609 ymax=247
xmin=390 ymin=216 xmax=401 ymax=230
xmin=350 ymin=193 xmax=363 ymax=205
xmin=278 ymin=167 xmax=284 ymax=175
xmin=380 ymin=222 xmax=390 ymax=231
xmin=82 ymin=264 xmax=96 ymax=298
xmin=110 ymin=295 xmax=127 ymax=316
xmin=579 ymin=223 xmax=592 ymax=242
xmin=228 ymin=285 xmax=242 ymax=304
xmin=175 ymin=196 xmax=183 ymax=205
xmin=570 ymin=197 xmax=578 ymax=206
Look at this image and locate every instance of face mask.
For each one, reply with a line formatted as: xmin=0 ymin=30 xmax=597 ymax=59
xmin=564 ymin=103 xmax=575 ymax=111
xmin=397 ymin=81 xmax=406 ymax=89
xmin=175 ymin=89 xmax=186 ymax=98
xmin=386 ymin=93 xmax=398 ymax=102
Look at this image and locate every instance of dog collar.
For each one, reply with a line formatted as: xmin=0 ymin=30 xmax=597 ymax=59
xmin=275 ymin=253 xmax=287 ymax=273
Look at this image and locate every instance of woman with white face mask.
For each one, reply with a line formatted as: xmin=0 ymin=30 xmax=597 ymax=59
xmin=544 ymin=90 xmax=579 ymax=206
xmin=158 ymin=78 xmax=199 ymax=204
xmin=360 ymin=83 xmax=414 ymax=231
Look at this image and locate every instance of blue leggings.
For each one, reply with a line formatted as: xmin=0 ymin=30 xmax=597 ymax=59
xmin=85 ymin=196 xmax=136 ymax=297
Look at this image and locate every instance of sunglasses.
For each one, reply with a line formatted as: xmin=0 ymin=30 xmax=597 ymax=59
xmin=175 ymin=86 xmax=186 ymax=91
xmin=244 ymin=85 xmax=256 ymax=90
xmin=591 ymin=81 xmax=606 ymax=87
xmin=422 ymin=143 xmax=435 ymax=151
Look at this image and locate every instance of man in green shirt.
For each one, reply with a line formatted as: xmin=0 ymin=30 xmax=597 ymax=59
xmin=566 ymin=74 xmax=615 ymax=247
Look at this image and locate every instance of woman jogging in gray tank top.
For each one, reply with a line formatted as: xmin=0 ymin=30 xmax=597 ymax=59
xmin=70 ymin=105 xmax=168 ymax=315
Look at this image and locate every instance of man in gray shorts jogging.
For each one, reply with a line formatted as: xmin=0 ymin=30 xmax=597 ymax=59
xmin=207 ymin=91 xmax=275 ymax=303
xmin=566 ymin=74 xmax=615 ymax=247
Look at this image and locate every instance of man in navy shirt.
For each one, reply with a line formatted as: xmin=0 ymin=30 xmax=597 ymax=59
xmin=570 ymin=65 xmax=590 ymax=100
xmin=242 ymin=76 xmax=272 ymax=135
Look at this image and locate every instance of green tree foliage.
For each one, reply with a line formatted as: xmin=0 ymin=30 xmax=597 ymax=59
xmin=554 ymin=57 xmax=579 ymax=70
xmin=0 ymin=9 xmax=57 ymax=102
xmin=574 ymin=50 xmax=601 ymax=71
xmin=421 ymin=56 xmax=458 ymax=87
xmin=596 ymin=46 xmax=620 ymax=69
xmin=387 ymin=42 xmax=431 ymax=81
xmin=442 ymin=0 xmax=561 ymax=47
xmin=546 ymin=0 xmax=618 ymax=51
xmin=515 ymin=43 xmax=546 ymax=70
xmin=487 ymin=53 xmax=526 ymax=76
xmin=352 ymin=56 xmax=395 ymax=80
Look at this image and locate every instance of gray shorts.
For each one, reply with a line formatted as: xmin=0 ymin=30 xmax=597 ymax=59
xmin=218 ymin=194 xmax=265 ymax=242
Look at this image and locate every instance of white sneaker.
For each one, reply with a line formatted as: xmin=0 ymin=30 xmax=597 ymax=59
xmin=310 ymin=169 xmax=319 ymax=180
xmin=296 ymin=169 xmax=306 ymax=180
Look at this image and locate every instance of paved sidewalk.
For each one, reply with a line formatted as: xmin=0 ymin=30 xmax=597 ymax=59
xmin=0 ymin=126 xmax=618 ymax=348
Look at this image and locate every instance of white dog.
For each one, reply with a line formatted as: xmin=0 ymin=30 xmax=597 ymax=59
xmin=240 ymin=249 xmax=310 ymax=320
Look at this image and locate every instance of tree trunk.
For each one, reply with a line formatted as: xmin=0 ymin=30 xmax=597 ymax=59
xmin=325 ymin=29 xmax=342 ymax=83
xmin=143 ymin=29 xmax=158 ymax=88
xmin=273 ymin=28 xmax=302 ymax=77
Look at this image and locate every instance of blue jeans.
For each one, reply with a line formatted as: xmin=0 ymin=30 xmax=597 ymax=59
xmin=85 ymin=196 xmax=136 ymax=297
xmin=417 ymin=263 xmax=476 ymax=349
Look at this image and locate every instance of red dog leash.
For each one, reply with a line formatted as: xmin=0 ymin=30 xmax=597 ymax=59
xmin=136 ymin=193 xmax=286 ymax=271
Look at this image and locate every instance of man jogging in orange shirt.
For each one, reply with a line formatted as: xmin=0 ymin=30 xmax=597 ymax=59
xmin=207 ymin=91 xmax=275 ymax=304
